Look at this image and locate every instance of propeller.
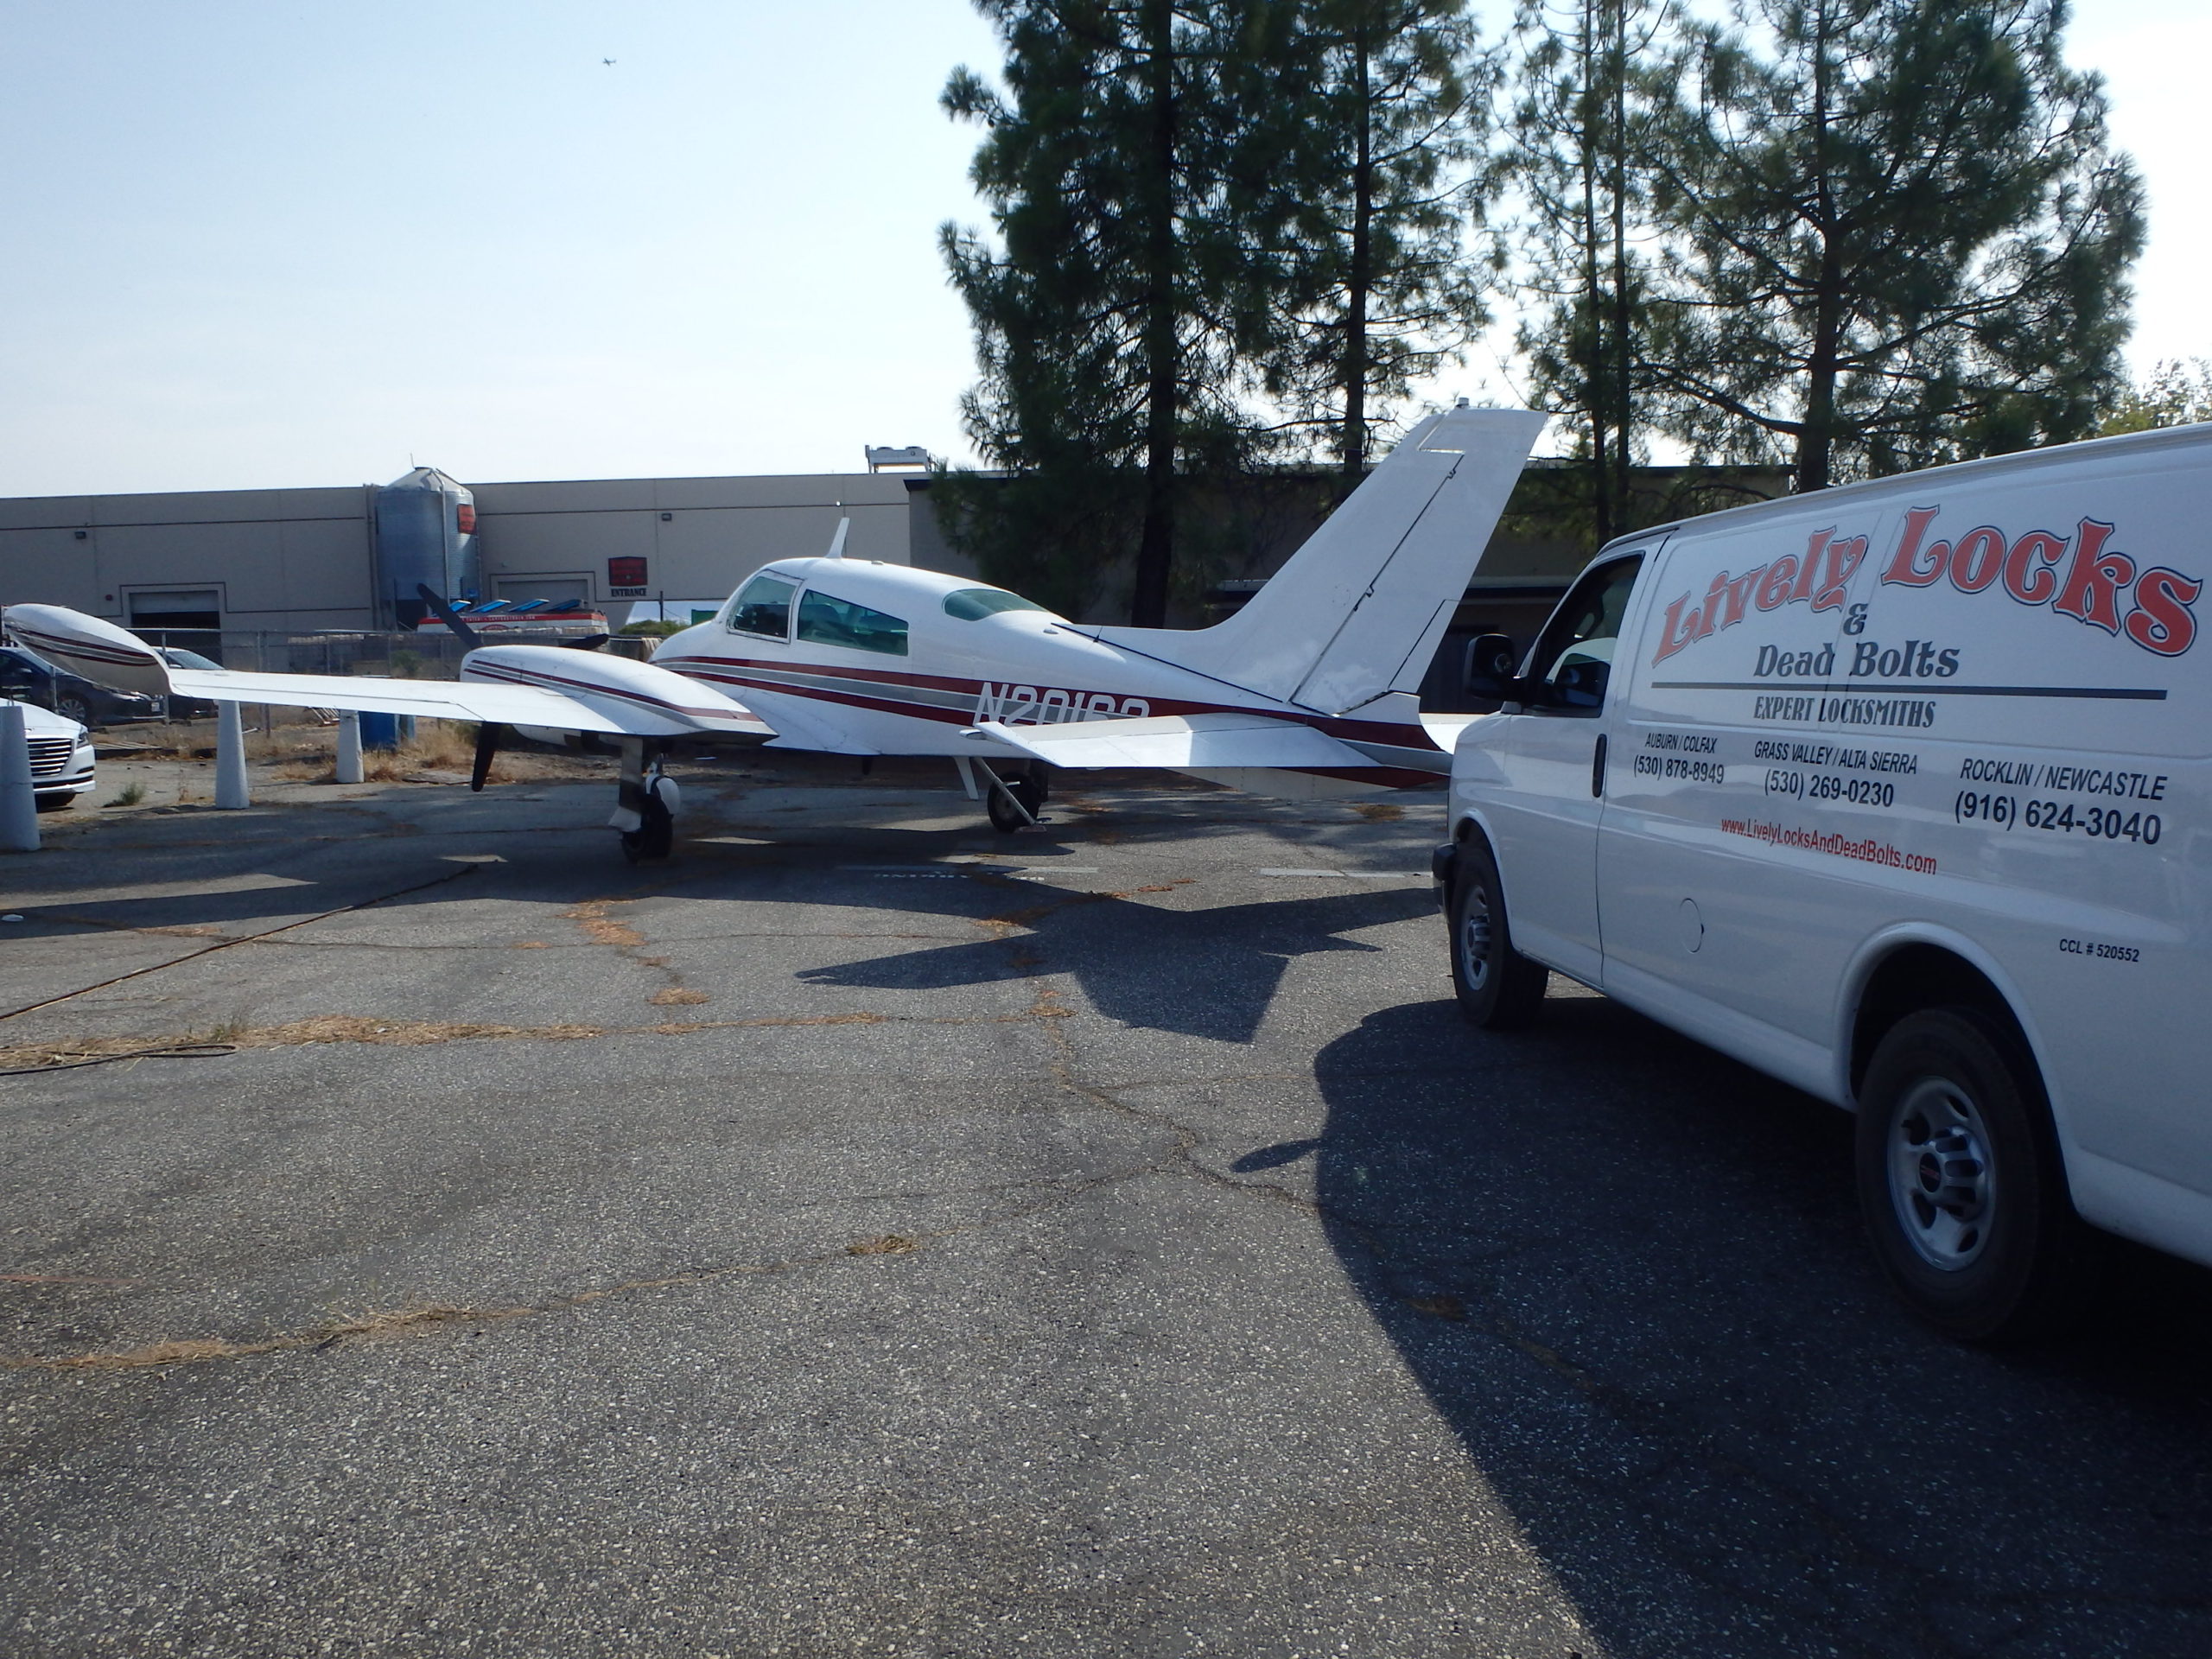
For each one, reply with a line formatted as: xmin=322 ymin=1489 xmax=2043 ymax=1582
xmin=471 ymin=722 xmax=505 ymax=792
xmin=416 ymin=585 xmax=482 ymax=649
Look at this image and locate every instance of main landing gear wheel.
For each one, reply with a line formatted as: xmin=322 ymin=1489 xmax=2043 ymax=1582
xmin=1854 ymin=1007 xmax=2095 ymax=1343
xmin=986 ymin=766 xmax=1048 ymax=834
xmin=620 ymin=790 xmax=675 ymax=863
xmin=1447 ymin=838 xmax=1548 ymax=1029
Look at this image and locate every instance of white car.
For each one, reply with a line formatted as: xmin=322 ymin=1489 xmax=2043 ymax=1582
xmin=1438 ymin=419 xmax=2211 ymax=1342
xmin=6 ymin=697 xmax=95 ymax=810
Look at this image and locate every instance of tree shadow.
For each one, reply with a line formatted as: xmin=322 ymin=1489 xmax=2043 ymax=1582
xmin=1309 ymin=995 xmax=2212 ymax=1657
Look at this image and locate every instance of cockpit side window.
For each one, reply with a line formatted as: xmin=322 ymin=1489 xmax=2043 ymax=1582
xmin=724 ymin=573 xmax=798 ymax=639
xmin=943 ymin=588 xmax=1050 ymax=621
xmin=797 ymin=589 xmax=909 ymax=656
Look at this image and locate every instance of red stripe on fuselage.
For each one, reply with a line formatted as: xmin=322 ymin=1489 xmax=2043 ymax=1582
xmin=658 ymin=654 xmax=1445 ymax=754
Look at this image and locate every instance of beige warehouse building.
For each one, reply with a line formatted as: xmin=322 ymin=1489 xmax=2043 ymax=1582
xmin=0 ymin=467 xmax=952 ymax=640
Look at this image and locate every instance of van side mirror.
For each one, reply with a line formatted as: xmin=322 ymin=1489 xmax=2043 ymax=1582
xmin=1460 ymin=632 xmax=1521 ymax=702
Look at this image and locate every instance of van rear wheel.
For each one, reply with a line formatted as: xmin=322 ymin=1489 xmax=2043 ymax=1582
xmin=1854 ymin=1007 xmax=2094 ymax=1343
xmin=1448 ymin=839 xmax=1548 ymax=1029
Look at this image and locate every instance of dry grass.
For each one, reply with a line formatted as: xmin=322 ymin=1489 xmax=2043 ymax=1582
xmin=0 ymin=1009 xmax=909 ymax=1072
xmin=1351 ymin=801 xmax=1405 ymax=823
xmin=563 ymin=899 xmax=649 ymax=950
xmin=649 ymin=988 xmax=710 ymax=1006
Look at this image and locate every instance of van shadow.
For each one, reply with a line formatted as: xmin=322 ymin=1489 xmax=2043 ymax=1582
xmin=1306 ymin=995 xmax=2212 ymax=1656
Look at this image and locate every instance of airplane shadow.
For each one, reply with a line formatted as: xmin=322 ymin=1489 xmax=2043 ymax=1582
xmin=798 ymin=884 xmax=1418 ymax=1043
xmin=1300 ymin=995 xmax=2212 ymax=1656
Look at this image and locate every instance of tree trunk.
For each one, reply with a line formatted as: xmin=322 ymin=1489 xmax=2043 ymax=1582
xmin=1339 ymin=22 xmax=1374 ymax=501
xmin=1131 ymin=0 xmax=1179 ymax=627
xmin=1606 ymin=0 xmax=1634 ymax=533
xmin=1796 ymin=0 xmax=1840 ymax=493
xmin=1580 ymin=0 xmax=1614 ymax=544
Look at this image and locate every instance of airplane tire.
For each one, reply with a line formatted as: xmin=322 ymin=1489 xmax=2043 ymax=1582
xmin=987 ymin=769 xmax=1047 ymax=834
xmin=621 ymin=792 xmax=675 ymax=862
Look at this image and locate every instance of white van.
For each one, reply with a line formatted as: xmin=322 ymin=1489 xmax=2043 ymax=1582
xmin=1434 ymin=422 xmax=2211 ymax=1341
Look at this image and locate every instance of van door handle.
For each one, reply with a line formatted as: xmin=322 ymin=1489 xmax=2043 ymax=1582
xmin=1592 ymin=734 xmax=1608 ymax=798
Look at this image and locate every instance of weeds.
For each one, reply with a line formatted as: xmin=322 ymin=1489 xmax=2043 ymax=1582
xmin=101 ymin=782 xmax=146 ymax=808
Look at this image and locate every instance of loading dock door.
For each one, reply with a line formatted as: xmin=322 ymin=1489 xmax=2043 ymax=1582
xmin=127 ymin=590 xmax=222 ymax=660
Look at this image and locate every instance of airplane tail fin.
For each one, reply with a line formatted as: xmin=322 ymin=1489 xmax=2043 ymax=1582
xmin=1083 ymin=405 xmax=1545 ymax=719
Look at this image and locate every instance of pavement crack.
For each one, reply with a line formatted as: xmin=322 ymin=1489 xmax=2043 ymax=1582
xmin=0 ymin=865 xmax=485 ymax=1027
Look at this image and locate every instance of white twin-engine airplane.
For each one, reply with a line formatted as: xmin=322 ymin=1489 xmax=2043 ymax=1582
xmin=4 ymin=406 xmax=1543 ymax=860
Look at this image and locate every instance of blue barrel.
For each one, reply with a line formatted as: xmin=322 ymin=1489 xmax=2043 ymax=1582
xmin=358 ymin=713 xmax=416 ymax=751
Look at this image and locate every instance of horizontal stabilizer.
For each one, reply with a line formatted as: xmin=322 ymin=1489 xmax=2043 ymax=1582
xmin=958 ymin=712 xmax=1369 ymax=771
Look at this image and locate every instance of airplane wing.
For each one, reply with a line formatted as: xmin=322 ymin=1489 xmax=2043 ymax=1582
xmin=162 ymin=668 xmax=649 ymax=734
xmin=3 ymin=604 xmax=775 ymax=741
xmin=957 ymin=711 xmax=1370 ymax=770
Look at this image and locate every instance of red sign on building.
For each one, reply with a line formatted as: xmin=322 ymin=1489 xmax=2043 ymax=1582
xmin=607 ymin=556 xmax=648 ymax=588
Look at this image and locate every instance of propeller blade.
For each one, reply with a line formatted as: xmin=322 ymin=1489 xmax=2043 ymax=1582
xmin=558 ymin=633 xmax=612 ymax=652
xmin=471 ymin=722 xmax=505 ymax=792
xmin=416 ymin=585 xmax=483 ymax=648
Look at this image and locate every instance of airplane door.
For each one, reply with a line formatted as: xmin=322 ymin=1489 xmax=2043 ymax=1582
xmin=1473 ymin=553 xmax=1648 ymax=984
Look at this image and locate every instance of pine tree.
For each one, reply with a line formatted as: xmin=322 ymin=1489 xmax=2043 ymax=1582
xmin=1645 ymin=0 xmax=2144 ymax=491
xmin=938 ymin=2 xmax=1258 ymax=624
xmin=1503 ymin=0 xmax=1675 ymax=543
xmin=1230 ymin=1 xmax=1492 ymax=496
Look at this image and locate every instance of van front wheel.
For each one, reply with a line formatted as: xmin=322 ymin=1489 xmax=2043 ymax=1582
xmin=1448 ymin=840 xmax=1548 ymax=1029
xmin=1854 ymin=1008 xmax=2094 ymax=1343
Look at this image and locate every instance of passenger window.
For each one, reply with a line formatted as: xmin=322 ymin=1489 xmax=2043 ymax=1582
xmin=943 ymin=588 xmax=1049 ymax=621
xmin=724 ymin=574 xmax=798 ymax=639
xmin=1525 ymin=555 xmax=1643 ymax=713
xmin=797 ymin=589 xmax=909 ymax=656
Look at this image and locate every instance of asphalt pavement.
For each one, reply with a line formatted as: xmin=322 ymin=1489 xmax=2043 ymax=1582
xmin=3 ymin=752 xmax=2210 ymax=1658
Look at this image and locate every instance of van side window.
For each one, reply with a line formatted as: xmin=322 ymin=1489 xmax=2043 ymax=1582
xmin=797 ymin=589 xmax=910 ymax=656
xmin=1525 ymin=555 xmax=1643 ymax=713
xmin=724 ymin=574 xmax=798 ymax=639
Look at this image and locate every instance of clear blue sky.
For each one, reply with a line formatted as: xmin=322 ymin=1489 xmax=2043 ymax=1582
xmin=0 ymin=1 xmax=2201 ymax=498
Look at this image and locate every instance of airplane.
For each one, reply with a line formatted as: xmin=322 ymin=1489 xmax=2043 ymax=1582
xmin=3 ymin=405 xmax=1544 ymax=861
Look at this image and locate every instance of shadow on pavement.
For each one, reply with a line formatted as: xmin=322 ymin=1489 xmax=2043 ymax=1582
xmin=1305 ymin=994 xmax=2212 ymax=1658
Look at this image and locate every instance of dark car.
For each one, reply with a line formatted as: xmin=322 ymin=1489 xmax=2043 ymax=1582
xmin=0 ymin=644 xmax=165 ymax=728
xmin=155 ymin=646 xmax=223 ymax=721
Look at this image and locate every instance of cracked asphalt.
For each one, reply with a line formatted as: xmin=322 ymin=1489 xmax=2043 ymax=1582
xmin=3 ymin=753 xmax=2211 ymax=1657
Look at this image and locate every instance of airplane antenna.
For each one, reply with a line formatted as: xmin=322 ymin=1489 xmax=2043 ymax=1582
xmin=824 ymin=515 xmax=850 ymax=559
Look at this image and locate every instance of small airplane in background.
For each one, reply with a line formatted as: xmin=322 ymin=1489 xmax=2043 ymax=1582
xmin=3 ymin=406 xmax=1544 ymax=861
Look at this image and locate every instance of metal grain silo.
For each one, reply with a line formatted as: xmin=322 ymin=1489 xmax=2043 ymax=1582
xmin=373 ymin=467 xmax=481 ymax=626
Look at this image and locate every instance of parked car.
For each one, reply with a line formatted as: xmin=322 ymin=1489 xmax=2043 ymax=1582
xmin=1436 ymin=419 xmax=2212 ymax=1343
xmin=155 ymin=645 xmax=222 ymax=721
xmin=4 ymin=696 xmax=95 ymax=810
xmin=0 ymin=643 xmax=164 ymax=729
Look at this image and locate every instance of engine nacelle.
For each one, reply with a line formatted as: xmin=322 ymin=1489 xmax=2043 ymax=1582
xmin=460 ymin=645 xmax=764 ymax=737
xmin=1 ymin=605 xmax=174 ymax=697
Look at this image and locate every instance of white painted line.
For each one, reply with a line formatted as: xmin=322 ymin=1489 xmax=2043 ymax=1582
xmin=1255 ymin=868 xmax=1425 ymax=880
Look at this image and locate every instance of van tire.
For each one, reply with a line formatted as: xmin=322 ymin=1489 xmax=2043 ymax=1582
xmin=1448 ymin=838 xmax=1548 ymax=1029
xmin=1854 ymin=1007 xmax=2094 ymax=1343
